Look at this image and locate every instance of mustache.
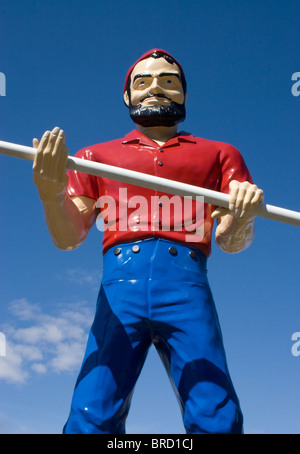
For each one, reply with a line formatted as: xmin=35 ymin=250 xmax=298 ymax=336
xmin=140 ymin=93 xmax=172 ymax=103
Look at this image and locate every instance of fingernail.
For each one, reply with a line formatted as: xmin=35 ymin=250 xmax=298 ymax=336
xmin=44 ymin=131 xmax=50 ymax=138
xmin=229 ymin=203 xmax=234 ymax=211
xmin=52 ymin=126 xmax=60 ymax=134
xmin=59 ymin=129 xmax=64 ymax=137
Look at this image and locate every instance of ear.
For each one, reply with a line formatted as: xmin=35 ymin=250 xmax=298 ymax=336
xmin=184 ymin=92 xmax=188 ymax=105
xmin=124 ymin=91 xmax=130 ymax=107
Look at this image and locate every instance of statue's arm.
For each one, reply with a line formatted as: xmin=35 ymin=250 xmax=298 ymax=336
xmin=32 ymin=127 xmax=98 ymax=250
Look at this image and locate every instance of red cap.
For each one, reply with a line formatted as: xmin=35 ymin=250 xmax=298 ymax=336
xmin=124 ymin=48 xmax=185 ymax=93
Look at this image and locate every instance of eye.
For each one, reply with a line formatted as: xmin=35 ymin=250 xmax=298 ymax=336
xmin=161 ymin=77 xmax=179 ymax=87
xmin=134 ymin=79 xmax=149 ymax=89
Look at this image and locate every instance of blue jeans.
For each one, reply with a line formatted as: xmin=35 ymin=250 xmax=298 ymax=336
xmin=63 ymin=238 xmax=243 ymax=434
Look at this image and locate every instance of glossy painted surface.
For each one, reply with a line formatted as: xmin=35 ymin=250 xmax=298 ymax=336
xmin=67 ymin=129 xmax=252 ymax=256
xmin=63 ymin=238 xmax=243 ymax=434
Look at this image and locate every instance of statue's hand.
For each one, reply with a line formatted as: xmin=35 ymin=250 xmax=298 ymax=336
xmin=32 ymin=126 xmax=69 ymax=202
xmin=211 ymin=180 xmax=264 ymax=220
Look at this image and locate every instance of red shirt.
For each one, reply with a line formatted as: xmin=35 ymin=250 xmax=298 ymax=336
xmin=67 ymin=130 xmax=253 ymax=257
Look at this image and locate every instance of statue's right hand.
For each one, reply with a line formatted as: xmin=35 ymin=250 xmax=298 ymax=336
xmin=32 ymin=126 xmax=69 ymax=202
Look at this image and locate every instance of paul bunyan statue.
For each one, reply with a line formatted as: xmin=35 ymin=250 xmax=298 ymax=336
xmin=32 ymin=49 xmax=264 ymax=434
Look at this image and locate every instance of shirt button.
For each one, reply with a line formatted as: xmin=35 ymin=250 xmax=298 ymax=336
xmin=132 ymin=245 xmax=140 ymax=253
xmin=169 ymin=246 xmax=178 ymax=256
xmin=158 ymin=161 xmax=163 ymax=166
xmin=159 ymin=149 xmax=164 ymax=152
xmin=158 ymin=202 xmax=163 ymax=207
xmin=189 ymin=250 xmax=198 ymax=260
xmin=114 ymin=247 xmax=122 ymax=256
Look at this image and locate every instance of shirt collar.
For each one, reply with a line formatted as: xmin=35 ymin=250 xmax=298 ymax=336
xmin=122 ymin=129 xmax=197 ymax=147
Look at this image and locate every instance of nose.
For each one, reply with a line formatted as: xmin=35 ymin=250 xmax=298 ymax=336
xmin=149 ymin=77 xmax=161 ymax=93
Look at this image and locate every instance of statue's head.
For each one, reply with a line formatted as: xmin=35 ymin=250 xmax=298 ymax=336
xmin=124 ymin=49 xmax=187 ymax=127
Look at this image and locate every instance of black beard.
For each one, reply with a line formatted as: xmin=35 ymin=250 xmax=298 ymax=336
xmin=129 ymin=101 xmax=186 ymax=127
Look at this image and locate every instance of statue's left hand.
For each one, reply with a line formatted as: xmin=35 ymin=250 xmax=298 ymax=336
xmin=211 ymin=180 xmax=264 ymax=220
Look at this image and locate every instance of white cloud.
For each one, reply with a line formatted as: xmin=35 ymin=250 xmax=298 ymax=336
xmin=0 ymin=342 xmax=28 ymax=383
xmin=56 ymin=267 xmax=102 ymax=286
xmin=13 ymin=326 xmax=48 ymax=344
xmin=9 ymin=298 xmax=42 ymax=321
xmin=49 ymin=341 xmax=86 ymax=372
xmin=14 ymin=344 xmax=44 ymax=362
xmin=0 ymin=298 xmax=94 ymax=384
xmin=31 ymin=363 xmax=47 ymax=374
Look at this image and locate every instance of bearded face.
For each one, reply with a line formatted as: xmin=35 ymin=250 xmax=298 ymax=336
xmin=124 ymin=56 xmax=187 ymax=128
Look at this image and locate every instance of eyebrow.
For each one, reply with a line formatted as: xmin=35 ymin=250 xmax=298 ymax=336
xmin=159 ymin=72 xmax=181 ymax=80
xmin=133 ymin=72 xmax=181 ymax=83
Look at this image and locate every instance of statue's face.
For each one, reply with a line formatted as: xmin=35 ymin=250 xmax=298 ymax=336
xmin=124 ymin=57 xmax=186 ymax=127
xmin=125 ymin=57 xmax=185 ymax=107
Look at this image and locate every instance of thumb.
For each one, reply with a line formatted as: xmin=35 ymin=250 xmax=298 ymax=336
xmin=211 ymin=207 xmax=230 ymax=219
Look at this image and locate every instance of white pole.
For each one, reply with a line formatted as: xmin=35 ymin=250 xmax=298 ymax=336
xmin=0 ymin=139 xmax=300 ymax=227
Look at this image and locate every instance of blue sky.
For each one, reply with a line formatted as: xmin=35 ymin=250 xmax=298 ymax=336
xmin=0 ymin=0 xmax=299 ymax=434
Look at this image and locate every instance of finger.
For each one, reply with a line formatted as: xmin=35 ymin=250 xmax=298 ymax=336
xmin=241 ymin=186 xmax=257 ymax=214
xmin=251 ymin=188 xmax=264 ymax=205
xmin=49 ymin=129 xmax=64 ymax=178
xmin=234 ymin=185 xmax=247 ymax=215
xmin=33 ymin=138 xmax=40 ymax=149
xmin=51 ymin=130 xmax=68 ymax=180
xmin=241 ymin=188 xmax=264 ymax=217
xmin=41 ymin=127 xmax=61 ymax=176
xmin=46 ymin=126 xmax=61 ymax=153
xmin=228 ymin=181 xmax=240 ymax=212
xmin=57 ymin=143 xmax=69 ymax=182
xmin=32 ymin=130 xmax=50 ymax=171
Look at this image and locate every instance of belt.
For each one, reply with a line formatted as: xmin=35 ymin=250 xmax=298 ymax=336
xmin=105 ymin=238 xmax=207 ymax=269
